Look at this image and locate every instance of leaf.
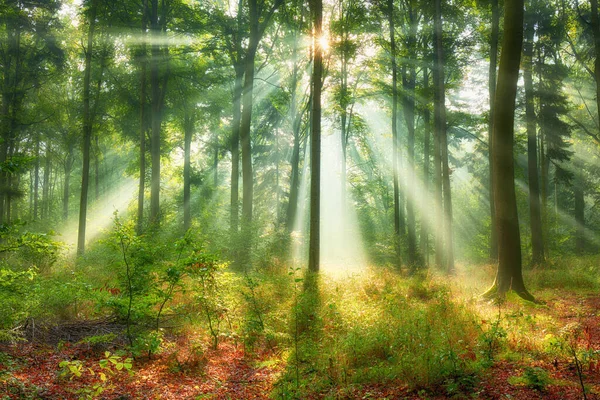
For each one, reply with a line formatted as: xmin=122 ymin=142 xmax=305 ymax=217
xmin=99 ymin=372 xmax=107 ymax=382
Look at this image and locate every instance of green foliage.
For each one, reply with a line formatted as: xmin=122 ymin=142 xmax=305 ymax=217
xmin=275 ymin=271 xmax=482 ymax=398
xmin=508 ymin=366 xmax=552 ymax=392
xmin=59 ymin=351 xmax=133 ymax=399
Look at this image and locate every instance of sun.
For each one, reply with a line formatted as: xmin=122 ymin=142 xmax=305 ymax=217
xmin=317 ymin=34 xmax=330 ymax=53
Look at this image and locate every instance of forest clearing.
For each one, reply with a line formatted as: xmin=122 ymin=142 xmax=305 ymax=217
xmin=2 ymin=0 xmax=600 ymax=398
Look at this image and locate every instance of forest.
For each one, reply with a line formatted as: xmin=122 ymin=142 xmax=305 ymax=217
xmin=1 ymin=0 xmax=600 ymax=398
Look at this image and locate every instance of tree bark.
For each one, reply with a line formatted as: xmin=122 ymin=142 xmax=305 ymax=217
xmin=524 ymin=15 xmax=544 ymax=266
xmin=590 ymin=0 xmax=600 ymax=130
xmin=137 ymin=2 xmax=147 ymax=235
xmin=149 ymin=0 xmax=167 ymax=225
xmin=387 ymin=0 xmax=401 ymax=264
xmin=420 ymin=66 xmax=431 ymax=266
xmin=183 ymin=114 xmax=192 ymax=231
xmin=42 ymin=144 xmax=51 ymax=219
xmin=574 ymin=174 xmax=585 ymax=254
xmin=433 ymin=0 xmax=454 ymax=273
xmin=77 ymin=0 xmax=97 ymax=255
xmin=485 ymin=0 xmax=534 ymax=301
xmin=63 ymin=141 xmax=74 ymax=221
xmin=488 ymin=0 xmax=499 ymax=261
xmin=308 ymin=0 xmax=323 ymax=273
xmin=230 ymin=66 xmax=243 ymax=234
xmin=239 ymin=1 xmax=260 ymax=227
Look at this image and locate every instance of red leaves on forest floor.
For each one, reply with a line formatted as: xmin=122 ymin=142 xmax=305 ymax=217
xmin=2 ymin=293 xmax=600 ymax=399
xmin=1 ymin=340 xmax=283 ymax=399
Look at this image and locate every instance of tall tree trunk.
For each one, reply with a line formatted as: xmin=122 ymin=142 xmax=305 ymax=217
xmin=42 ymin=145 xmax=51 ymax=219
xmin=230 ymin=66 xmax=243 ymax=234
xmin=77 ymin=0 xmax=97 ymax=255
xmin=239 ymin=0 xmax=261 ymax=227
xmin=524 ymin=16 xmax=544 ymax=265
xmin=183 ymin=114 xmax=192 ymax=231
xmin=308 ymin=0 xmax=323 ymax=273
xmin=387 ymin=0 xmax=401 ymax=264
xmin=285 ymin=51 xmax=304 ymax=231
xmin=94 ymin=135 xmax=100 ymax=201
xmin=137 ymin=0 xmax=148 ymax=235
xmin=63 ymin=142 xmax=73 ymax=221
xmin=574 ymin=174 xmax=585 ymax=254
xmin=485 ymin=0 xmax=534 ymax=301
xmin=488 ymin=0 xmax=499 ymax=260
xmin=402 ymin=64 xmax=417 ymax=266
xmin=34 ymin=136 xmax=40 ymax=220
xmin=420 ymin=67 xmax=431 ymax=265
xmin=149 ymin=0 xmax=163 ymax=225
xmin=213 ymin=141 xmax=218 ymax=188
xmin=590 ymin=0 xmax=600 ymax=130
xmin=433 ymin=0 xmax=454 ymax=273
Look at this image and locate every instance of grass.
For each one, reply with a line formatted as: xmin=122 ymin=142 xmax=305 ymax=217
xmin=3 ymin=251 xmax=600 ymax=398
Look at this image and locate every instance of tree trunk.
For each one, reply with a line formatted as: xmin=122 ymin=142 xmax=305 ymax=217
xmin=63 ymin=142 xmax=73 ymax=221
xmin=574 ymin=174 xmax=585 ymax=254
xmin=485 ymin=0 xmax=534 ymax=301
xmin=136 ymin=0 xmax=148 ymax=235
xmin=524 ymin=16 xmax=544 ymax=266
xmin=183 ymin=114 xmax=192 ymax=231
xmin=94 ymin=135 xmax=100 ymax=201
xmin=230 ymin=66 xmax=243 ymax=234
xmin=402 ymin=63 xmax=417 ymax=266
xmin=42 ymin=145 xmax=51 ymax=219
xmin=387 ymin=0 xmax=401 ymax=264
xmin=77 ymin=0 xmax=97 ymax=255
xmin=433 ymin=0 xmax=454 ymax=273
xmin=488 ymin=0 xmax=499 ymax=261
xmin=34 ymin=136 xmax=40 ymax=220
xmin=308 ymin=0 xmax=323 ymax=273
xmin=149 ymin=0 xmax=164 ymax=225
xmin=590 ymin=0 xmax=600 ymax=130
xmin=420 ymin=67 xmax=431 ymax=266
xmin=239 ymin=0 xmax=260 ymax=227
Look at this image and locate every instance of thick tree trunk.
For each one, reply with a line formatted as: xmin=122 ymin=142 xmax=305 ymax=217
xmin=488 ymin=0 xmax=499 ymax=261
xmin=486 ymin=0 xmax=534 ymax=301
xmin=77 ymin=0 xmax=97 ymax=255
xmin=308 ymin=0 xmax=323 ymax=273
xmin=387 ymin=0 xmax=401 ymax=263
xmin=433 ymin=0 xmax=454 ymax=273
xmin=524 ymin=17 xmax=544 ymax=266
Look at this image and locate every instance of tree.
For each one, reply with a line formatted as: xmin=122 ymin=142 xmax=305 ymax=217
xmin=524 ymin=6 xmax=544 ymax=265
xmin=433 ymin=0 xmax=454 ymax=273
xmin=385 ymin=0 xmax=402 ymax=264
xmin=77 ymin=0 xmax=98 ymax=255
xmin=488 ymin=0 xmax=499 ymax=261
xmin=308 ymin=0 xmax=323 ymax=273
xmin=484 ymin=0 xmax=534 ymax=301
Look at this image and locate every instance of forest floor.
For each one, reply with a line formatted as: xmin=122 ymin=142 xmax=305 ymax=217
xmin=2 ymin=286 xmax=600 ymax=399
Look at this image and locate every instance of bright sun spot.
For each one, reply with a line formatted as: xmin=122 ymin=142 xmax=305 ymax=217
xmin=318 ymin=34 xmax=330 ymax=53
